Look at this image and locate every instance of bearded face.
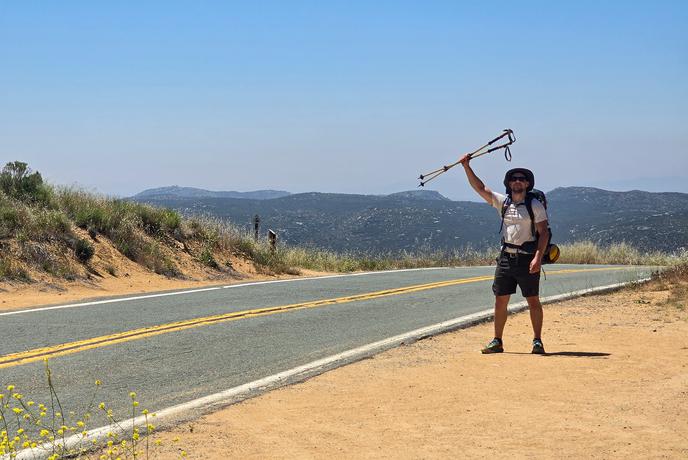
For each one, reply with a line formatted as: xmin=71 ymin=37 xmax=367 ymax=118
xmin=510 ymin=180 xmax=528 ymax=193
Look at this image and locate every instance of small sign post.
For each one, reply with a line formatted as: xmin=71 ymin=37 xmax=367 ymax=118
xmin=253 ymin=215 xmax=260 ymax=240
xmin=268 ymin=230 xmax=277 ymax=253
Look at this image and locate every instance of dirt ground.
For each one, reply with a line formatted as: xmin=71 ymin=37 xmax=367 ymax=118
xmin=148 ymin=283 xmax=688 ymax=459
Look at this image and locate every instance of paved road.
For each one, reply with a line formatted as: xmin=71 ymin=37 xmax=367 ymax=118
xmin=0 ymin=265 xmax=654 ymax=426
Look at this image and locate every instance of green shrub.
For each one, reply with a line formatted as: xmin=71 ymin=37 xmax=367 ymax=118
xmin=0 ymin=203 xmax=20 ymax=237
xmin=132 ymin=204 xmax=182 ymax=236
xmin=75 ymin=238 xmax=95 ymax=263
xmin=74 ymin=205 xmax=108 ymax=231
xmin=199 ymin=246 xmax=219 ymax=269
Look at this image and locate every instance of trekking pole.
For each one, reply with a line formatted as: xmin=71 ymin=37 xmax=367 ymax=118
xmin=418 ymin=129 xmax=515 ymax=187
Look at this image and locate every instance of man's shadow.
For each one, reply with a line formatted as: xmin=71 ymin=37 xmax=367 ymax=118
xmin=544 ymin=351 xmax=610 ymax=357
xmin=505 ymin=352 xmax=610 ymax=357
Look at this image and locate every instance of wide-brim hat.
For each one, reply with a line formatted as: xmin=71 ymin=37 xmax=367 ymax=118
xmin=503 ymin=168 xmax=535 ymax=192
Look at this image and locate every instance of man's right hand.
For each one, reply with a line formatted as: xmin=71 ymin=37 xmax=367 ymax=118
xmin=459 ymin=154 xmax=471 ymax=165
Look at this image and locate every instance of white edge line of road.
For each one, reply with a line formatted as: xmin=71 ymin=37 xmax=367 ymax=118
xmin=13 ymin=277 xmax=649 ymax=460
xmin=0 ymin=266 xmax=456 ymax=317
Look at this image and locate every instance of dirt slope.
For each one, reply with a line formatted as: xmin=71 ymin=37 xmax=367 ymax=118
xmin=0 ymin=227 xmax=321 ymax=311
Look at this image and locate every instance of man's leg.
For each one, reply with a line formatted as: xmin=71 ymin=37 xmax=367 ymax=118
xmin=494 ymin=294 xmax=510 ymax=339
xmin=486 ymin=255 xmax=517 ymax=353
xmin=525 ymin=295 xmax=543 ymax=339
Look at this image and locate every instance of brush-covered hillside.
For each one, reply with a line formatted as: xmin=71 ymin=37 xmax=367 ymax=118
xmin=0 ymin=162 xmax=295 ymax=286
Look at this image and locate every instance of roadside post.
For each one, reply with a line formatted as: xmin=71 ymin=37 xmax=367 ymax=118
xmin=268 ymin=230 xmax=277 ymax=253
xmin=253 ymin=215 xmax=260 ymax=240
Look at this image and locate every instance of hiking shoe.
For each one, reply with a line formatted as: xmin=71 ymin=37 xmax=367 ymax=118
xmin=481 ymin=338 xmax=504 ymax=354
xmin=531 ymin=338 xmax=545 ymax=354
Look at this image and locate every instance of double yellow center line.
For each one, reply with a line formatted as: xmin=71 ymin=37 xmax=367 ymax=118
xmin=0 ymin=267 xmax=625 ymax=369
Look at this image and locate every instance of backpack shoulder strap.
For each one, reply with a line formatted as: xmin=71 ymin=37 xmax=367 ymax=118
xmin=525 ymin=194 xmax=536 ymax=236
xmin=498 ymin=195 xmax=511 ymax=234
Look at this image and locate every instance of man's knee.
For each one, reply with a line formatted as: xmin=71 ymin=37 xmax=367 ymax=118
xmin=526 ymin=296 xmax=542 ymax=309
xmin=495 ymin=295 xmax=510 ymax=310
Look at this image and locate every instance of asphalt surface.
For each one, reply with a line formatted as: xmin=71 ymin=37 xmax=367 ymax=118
xmin=0 ymin=265 xmax=654 ymax=428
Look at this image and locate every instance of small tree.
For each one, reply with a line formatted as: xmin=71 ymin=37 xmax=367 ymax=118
xmin=0 ymin=161 xmax=51 ymax=204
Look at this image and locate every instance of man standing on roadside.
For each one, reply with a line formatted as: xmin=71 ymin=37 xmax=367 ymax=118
xmin=458 ymin=154 xmax=549 ymax=354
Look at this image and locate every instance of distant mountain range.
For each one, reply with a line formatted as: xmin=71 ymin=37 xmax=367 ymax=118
xmin=135 ymin=186 xmax=291 ymax=200
xmin=132 ymin=186 xmax=688 ymax=254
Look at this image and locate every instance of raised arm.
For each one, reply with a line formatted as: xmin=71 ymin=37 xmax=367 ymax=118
xmin=459 ymin=155 xmax=494 ymax=204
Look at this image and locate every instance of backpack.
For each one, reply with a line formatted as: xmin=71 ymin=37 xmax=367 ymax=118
xmin=500 ymin=189 xmax=560 ymax=264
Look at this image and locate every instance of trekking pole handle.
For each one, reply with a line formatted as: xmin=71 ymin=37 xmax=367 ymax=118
xmin=487 ymin=130 xmax=509 ymax=145
xmin=486 ymin=128 xmax=515 ymax=146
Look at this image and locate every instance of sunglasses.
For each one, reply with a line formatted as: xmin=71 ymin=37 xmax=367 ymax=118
xmin=509 ymin=176 xmax=528 ymax=182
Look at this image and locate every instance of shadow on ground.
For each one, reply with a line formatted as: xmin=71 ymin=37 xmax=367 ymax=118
xmin=504 ymin=351 xmax=611 ymax=357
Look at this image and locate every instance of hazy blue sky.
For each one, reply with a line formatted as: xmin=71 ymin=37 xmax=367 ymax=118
xmin=1 ymin=1 xmax=686 ymax=200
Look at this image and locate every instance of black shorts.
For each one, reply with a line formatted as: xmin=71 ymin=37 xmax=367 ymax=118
xmin=492 ymin=252 xmax=540 ymax=298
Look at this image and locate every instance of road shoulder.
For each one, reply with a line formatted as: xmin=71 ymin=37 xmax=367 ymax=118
xmin=149 ymin=281 xmax=688 ymax=459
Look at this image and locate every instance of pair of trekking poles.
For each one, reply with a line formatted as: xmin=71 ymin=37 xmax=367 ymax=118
xmin=418 ymin=129 xmax=515 ymax=187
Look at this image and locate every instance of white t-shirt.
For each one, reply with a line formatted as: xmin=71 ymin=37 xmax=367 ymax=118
xmin=491 ymin=191 xmax=548 ymax=246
